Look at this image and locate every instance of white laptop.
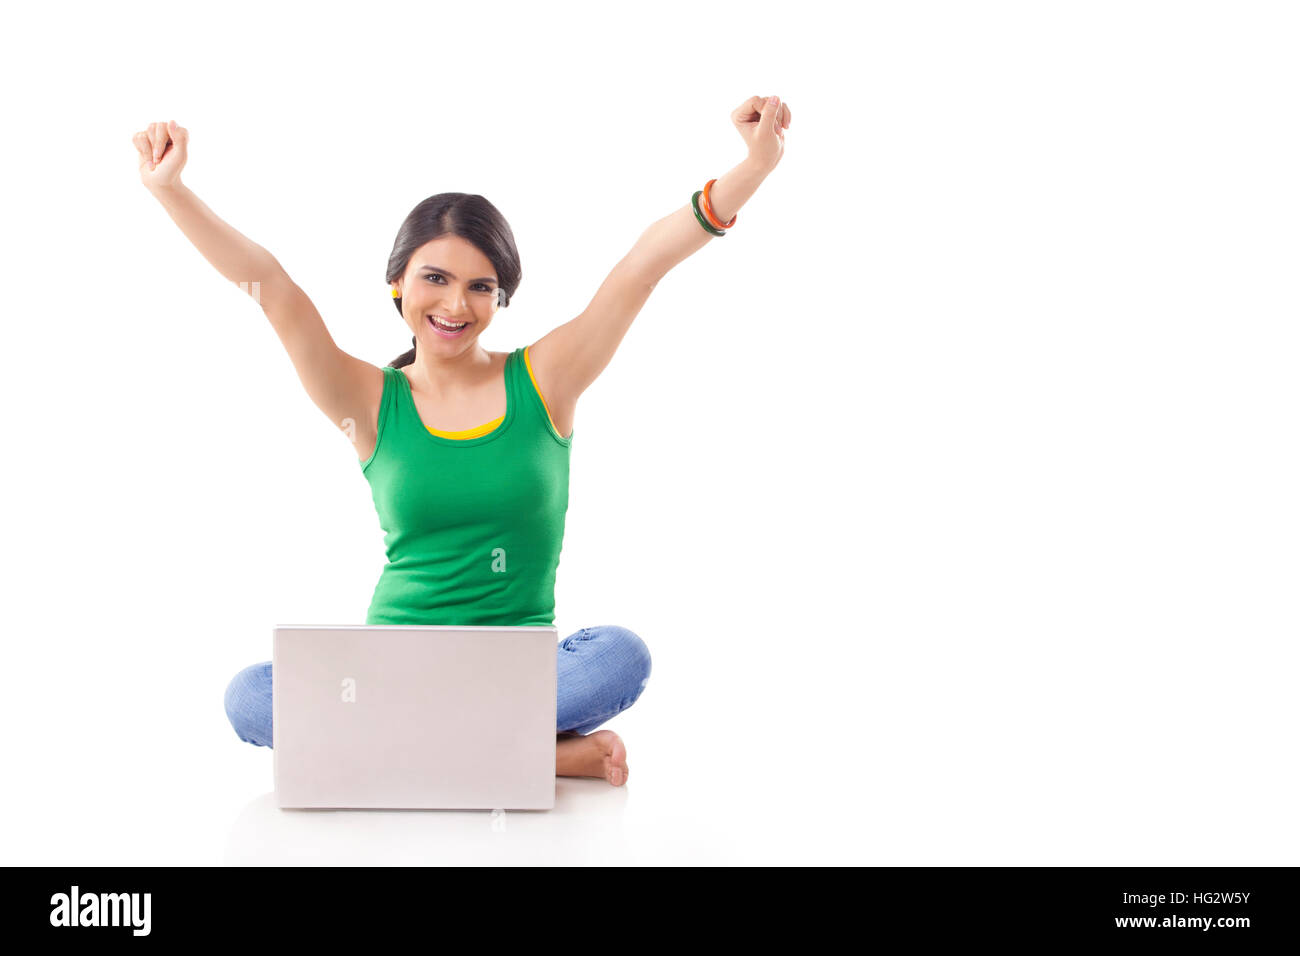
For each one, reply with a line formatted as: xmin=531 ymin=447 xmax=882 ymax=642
xmin=273 ymin=624 xmax=558 ymax=810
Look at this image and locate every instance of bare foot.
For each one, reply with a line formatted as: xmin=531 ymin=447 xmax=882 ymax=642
xmin=555 ymin=730 xmax=629 ymax=786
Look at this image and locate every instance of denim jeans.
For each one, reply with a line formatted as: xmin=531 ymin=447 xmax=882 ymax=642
xmin=224 ymin=624 xmax=652 ymax=748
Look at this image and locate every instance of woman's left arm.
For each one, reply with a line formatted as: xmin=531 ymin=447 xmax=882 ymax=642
xmin=622 ymin=94 xmax=790 ymax=286
xmin=528 ymin=95 xmax=790 ymax=407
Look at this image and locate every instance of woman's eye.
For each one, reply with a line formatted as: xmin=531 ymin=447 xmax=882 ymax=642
xmin=426 ymin=274 xmax=492 ymax=292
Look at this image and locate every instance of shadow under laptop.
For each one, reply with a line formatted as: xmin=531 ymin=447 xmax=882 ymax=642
xmin=223 ymin=778 xmax=633 ymax=865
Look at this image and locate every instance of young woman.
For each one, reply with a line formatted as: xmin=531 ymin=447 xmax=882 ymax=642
xmin=132 ymin=96 xmax=791 ymax=788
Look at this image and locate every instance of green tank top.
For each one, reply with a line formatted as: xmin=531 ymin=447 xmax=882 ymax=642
xmin=359 ymin=347 xmax=573 ymax=626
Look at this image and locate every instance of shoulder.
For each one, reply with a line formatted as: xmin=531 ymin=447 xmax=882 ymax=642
xmin=519 ymin=338 xmax=551 ymax=384
xmin=517 ymin=341 xmax=576 ymax=439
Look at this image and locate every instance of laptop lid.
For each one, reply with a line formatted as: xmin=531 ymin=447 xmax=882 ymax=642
xmin=273 ymin=624 xmax=557 ymax=810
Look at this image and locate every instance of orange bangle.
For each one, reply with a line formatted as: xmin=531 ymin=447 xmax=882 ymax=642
xmin=700 ymin=178 xmax=737 ymax=230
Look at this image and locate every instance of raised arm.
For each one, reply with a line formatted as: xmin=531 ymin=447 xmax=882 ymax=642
xmin=528 ymin=95 xmax=791 ymax=410
xmin=134 ymin=120 xmax=379 ymax=459
xmin=621 ymin=94 xmax=789 ymax=287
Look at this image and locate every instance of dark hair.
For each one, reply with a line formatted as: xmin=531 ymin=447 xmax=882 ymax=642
xmin=385 ymin=193 xmax=521 ymax=368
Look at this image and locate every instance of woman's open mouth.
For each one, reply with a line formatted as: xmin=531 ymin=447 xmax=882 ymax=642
xmin=428 ymin=314 xmax=470 ymax=337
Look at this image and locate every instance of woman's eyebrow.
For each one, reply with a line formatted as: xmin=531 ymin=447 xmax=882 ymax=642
xmin=419 ymin=265 xmax=497 ymax=283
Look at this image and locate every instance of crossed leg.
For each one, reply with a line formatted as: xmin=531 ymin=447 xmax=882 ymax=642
xmin=224 ymin=624 xmax=652 ymax=787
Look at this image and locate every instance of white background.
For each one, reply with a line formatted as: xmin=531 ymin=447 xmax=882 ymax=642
xmin=1 ymin=0 xmax=1296 ymax=865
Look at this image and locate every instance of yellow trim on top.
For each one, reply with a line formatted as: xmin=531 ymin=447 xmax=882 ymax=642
xmin=523 ymin=345 xmax=562 ymax=436
xmin=422 ymin=347 xmax=561 ymax=439
xmin=425 ymin=415 xmax=504 ymax=439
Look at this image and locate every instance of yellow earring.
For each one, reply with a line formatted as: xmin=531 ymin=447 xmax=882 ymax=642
xmin=392 ymin=288 xmax=400 ymax=298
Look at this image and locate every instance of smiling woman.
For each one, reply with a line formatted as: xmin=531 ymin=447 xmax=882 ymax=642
xmin=384 ymin=193 xmax=521 ymax=369
xmin=134 ymin=118 xmax=654 ymax=787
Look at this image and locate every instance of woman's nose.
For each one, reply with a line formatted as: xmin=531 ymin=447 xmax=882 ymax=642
xmin=437 ymin=287 xmax=469 ymax=309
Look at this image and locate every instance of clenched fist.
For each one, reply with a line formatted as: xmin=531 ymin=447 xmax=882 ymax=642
xmin=132 ymin=120 xmax=189 ymax=190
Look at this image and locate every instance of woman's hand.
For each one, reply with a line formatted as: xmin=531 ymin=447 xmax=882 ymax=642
xmin=731 ymin=94 xmax=791 ymax=174
xmin=133 ymin=120 xmax=188 ymax=190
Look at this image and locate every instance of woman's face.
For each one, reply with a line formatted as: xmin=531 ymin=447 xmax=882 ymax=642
xmin=393 ymin=234 xmax=501 ymax=352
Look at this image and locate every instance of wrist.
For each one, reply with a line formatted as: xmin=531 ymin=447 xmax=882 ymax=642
xmin=145 ymin=180 xmax=185 ymax=201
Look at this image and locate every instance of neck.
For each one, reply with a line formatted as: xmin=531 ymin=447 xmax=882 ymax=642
xmin=408 ymin=344 xmax=493 ymax=397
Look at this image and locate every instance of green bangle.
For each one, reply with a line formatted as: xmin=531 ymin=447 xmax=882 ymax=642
xmin=691 ymin=191 xmax=727 ymax=237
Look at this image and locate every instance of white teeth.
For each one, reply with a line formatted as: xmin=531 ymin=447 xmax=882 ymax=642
xmin=430 ymin=315 xmax=467 ymax=330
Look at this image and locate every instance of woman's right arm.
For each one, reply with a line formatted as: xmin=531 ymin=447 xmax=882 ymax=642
xmin=134 ymin=121 xmax=381 ymax=459
xmin=145 ymin=179 xmax=282 ymax=299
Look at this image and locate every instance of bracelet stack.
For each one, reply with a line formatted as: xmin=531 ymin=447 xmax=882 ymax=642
xmin=691 ymin=177 xmax=737 ymax=237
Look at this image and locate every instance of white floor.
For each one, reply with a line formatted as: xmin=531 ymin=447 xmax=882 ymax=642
xmin=17 ymin=717 xmax=869 ymax=867
xmin=8 ymin=622 xmax=1294 ymax=865
xmin=222 ymin=776 xmax=759 ymax=867
xmin=15 ymin=695 xmax=1296 ymax=866
xmin=220 ymin=723 xmax=804 ymax=867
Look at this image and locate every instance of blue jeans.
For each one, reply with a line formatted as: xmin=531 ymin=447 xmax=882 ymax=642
xmin=224 ymin=624 xmax=652 ymax=748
